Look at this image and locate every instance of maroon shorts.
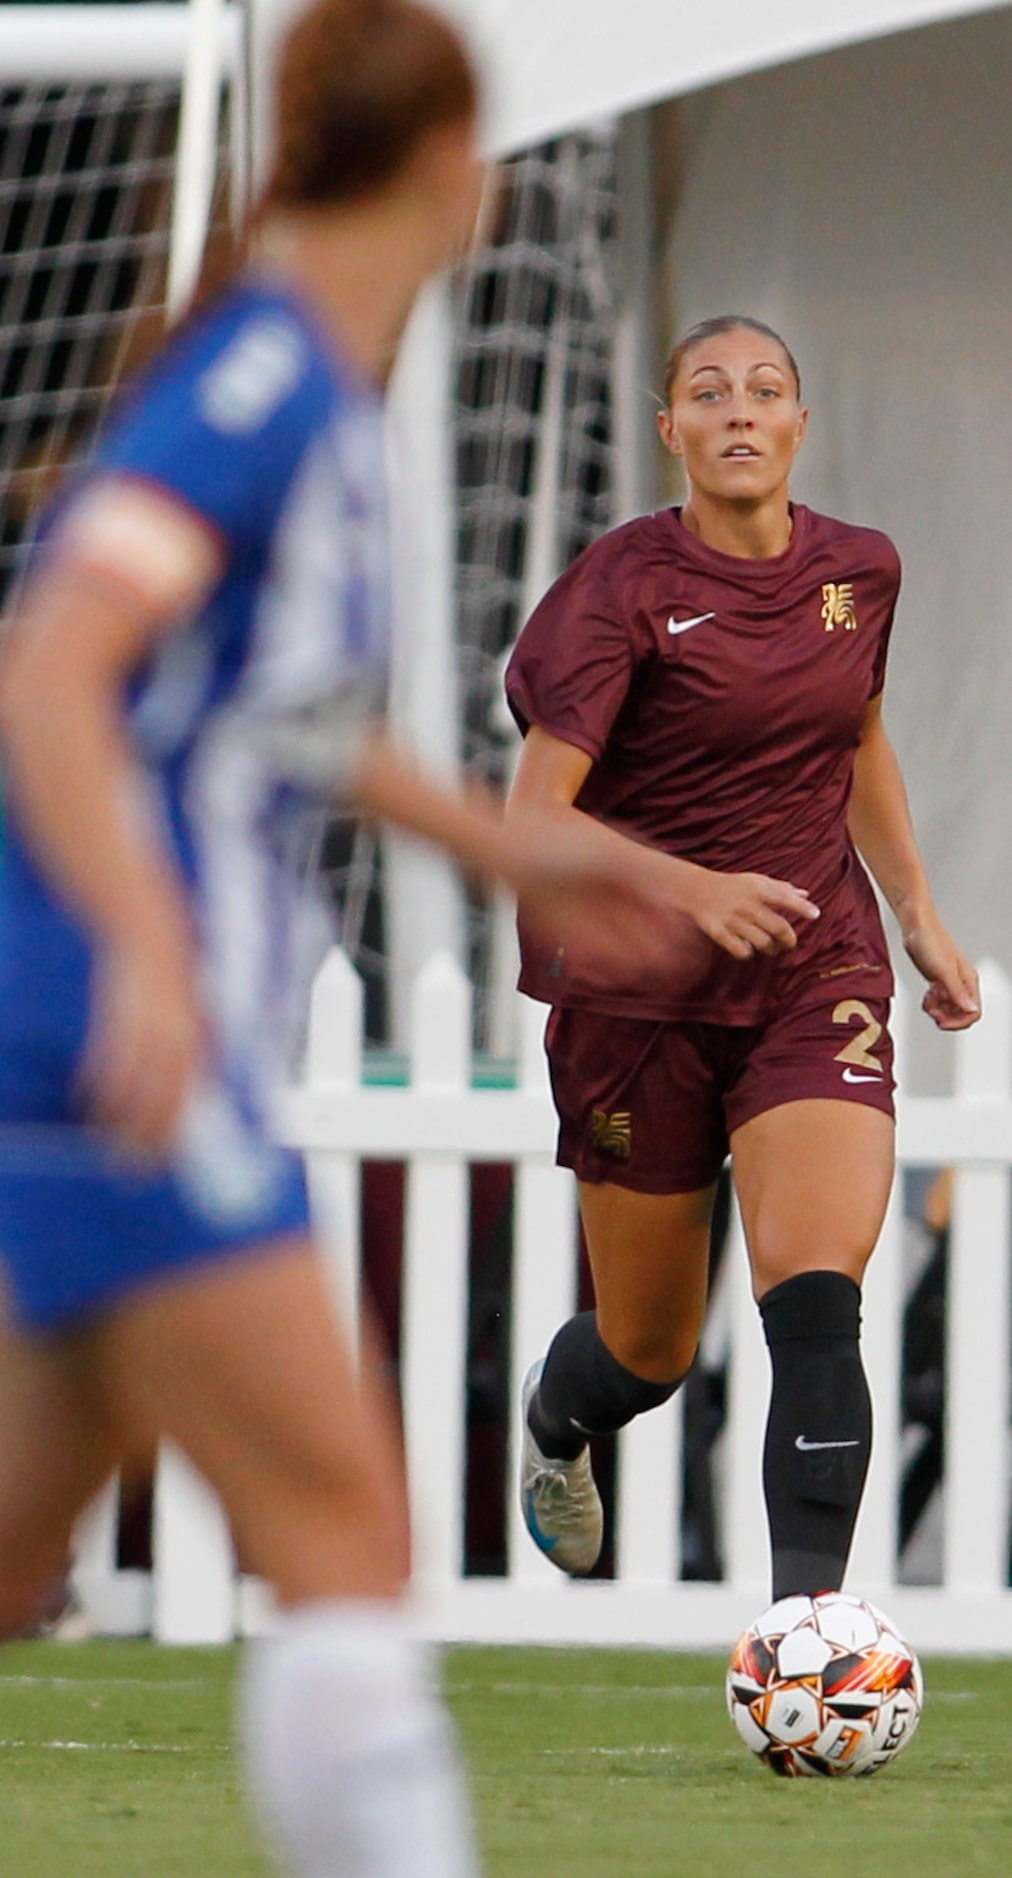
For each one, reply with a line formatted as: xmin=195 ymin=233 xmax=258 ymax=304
xmin=545 ymin=969 xmax=895 ymax=1194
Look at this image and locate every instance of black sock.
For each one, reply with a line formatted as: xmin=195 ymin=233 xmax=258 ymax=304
xmin=758 ymin=1270 xmax=872 ymax=1601
xmin=528 ymin=1311 xmax=686 ymax=1461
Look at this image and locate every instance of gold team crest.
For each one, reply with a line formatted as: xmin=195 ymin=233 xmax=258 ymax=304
xmin=589 ymin=1109 xmax=632 ymax=1160
xmin=821 ymin=582 xmax=858 ymax=632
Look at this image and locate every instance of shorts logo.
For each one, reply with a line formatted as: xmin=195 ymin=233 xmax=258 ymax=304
xmin=666 ymin=611 xmax=716 ymax=636
xmin=589 ymin=1108 xmax=632 ymax=1159
xmin=818 ymin=960 xmax=873 ymax=980
xmin=821 ymin=581 xmax=858 ymax=632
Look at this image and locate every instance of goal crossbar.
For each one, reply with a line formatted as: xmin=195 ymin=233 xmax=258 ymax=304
xmin=0 ymin=4 xmax=241 ymax=83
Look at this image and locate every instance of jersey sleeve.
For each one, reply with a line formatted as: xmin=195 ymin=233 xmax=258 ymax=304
xmin=89 ymin=300 xmax=328 ymax=561
xmin=505 ymin=548 xmax=639 ymax=760
xmin=869 ymin=536 xmax=902 ymax=699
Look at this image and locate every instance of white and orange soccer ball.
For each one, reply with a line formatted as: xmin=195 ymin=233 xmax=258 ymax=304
xmin=726 ymin=1592 xmax=924 ymax=1778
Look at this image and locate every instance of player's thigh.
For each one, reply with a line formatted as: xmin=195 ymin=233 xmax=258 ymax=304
xmin=730 ymin=1099 xmax=895 ymax=1299
xmin=578 ymin=1180 xmax=717 ymax=1381
xmin=91 ymin=1235 xmax=409 ymax=1605
xmin=548 ymin=1008 xmax=725 ymax=1378
xmin=0 ymin=1302 xmax=117 ymax=1627
xmin=547 ymin=1008 xmax=728 ymax=1197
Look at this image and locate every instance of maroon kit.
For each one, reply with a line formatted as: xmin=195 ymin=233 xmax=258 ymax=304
xmin=506 ymin=503 xmax=900 ymax=1192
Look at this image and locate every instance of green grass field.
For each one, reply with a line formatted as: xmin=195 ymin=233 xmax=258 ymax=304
xmin=0 ymin=1640 xmax=1009 ymax=1876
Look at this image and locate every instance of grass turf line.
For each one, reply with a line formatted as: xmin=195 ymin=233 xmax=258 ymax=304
xmin=0 ymin=1640 xmax=1009 ymax=1876
xmin=453 ymin=1646 xmax=1012 ymax=1878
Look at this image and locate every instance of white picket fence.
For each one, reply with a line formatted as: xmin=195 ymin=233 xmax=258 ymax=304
xmin=73 ymin=951 xmax=1012 ymax=1654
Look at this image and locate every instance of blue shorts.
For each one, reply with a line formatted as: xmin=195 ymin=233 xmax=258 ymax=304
xmin=0 ymin=1126 xmax=311 ymax=1336
xmin=0 ymin=1106 xmax=311 ymax=1335
xmin=0 ymin=935 xmax=311 ymax=1334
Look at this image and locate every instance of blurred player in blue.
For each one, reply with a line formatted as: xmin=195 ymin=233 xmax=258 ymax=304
xmin=0 ymin=3 xmax=705 ymax=1874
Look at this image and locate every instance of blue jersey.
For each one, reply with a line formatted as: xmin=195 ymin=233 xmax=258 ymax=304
xmin=0 ymin=278 xmax=390 ymax=1327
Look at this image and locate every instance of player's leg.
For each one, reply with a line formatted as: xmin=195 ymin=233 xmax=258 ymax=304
xmin=522 ymin=1010 xmax=723 ymax=1572
xmin=534 ymin=1177 xmax=715 ymax=1440
xmin=0 ymin=1302 xmax=118 ymax=1637
xmin=89 ymin=1233 xmax=477 ymax=1878
xmin=522 ymin=1185 xmax=716 ymax=1572
xmin=731 ymin=1098 xmax=895 ymax=1600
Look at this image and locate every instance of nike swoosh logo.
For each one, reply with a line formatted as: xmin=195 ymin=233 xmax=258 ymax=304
xmin=841 ymin=1067 xmax=883 ymax=1084
xmin=795 ymin=1436 xmax=861 ymax=1452
xmin=667 ymin=611 xmax=716 ymax=635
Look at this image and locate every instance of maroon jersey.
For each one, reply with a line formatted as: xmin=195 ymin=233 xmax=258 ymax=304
xmin=505 ymin=503 xmax=899 ymax=1022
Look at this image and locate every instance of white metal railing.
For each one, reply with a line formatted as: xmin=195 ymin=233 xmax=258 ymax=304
xmin=73 ymin=951 xmax=1012 ymax=1654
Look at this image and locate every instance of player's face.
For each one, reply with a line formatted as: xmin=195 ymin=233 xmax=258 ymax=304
xmin=658 ymin=328 xmax=807 ymax=504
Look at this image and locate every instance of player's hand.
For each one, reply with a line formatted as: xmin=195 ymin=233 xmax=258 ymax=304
xmin=80 ymin=929 xmax=208 ymax=1155
xmin=903 ymin=916 xmax=981 ymax=1031
xmin=683 ymin=868 xmax=820 ymax=960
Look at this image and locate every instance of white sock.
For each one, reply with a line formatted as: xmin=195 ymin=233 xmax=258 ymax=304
xmin=240 ymin=1600 xmax=480 ymax=1878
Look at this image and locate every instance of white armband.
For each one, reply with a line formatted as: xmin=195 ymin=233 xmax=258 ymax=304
xmin=54 ymin=478 xmax=224 ymax=618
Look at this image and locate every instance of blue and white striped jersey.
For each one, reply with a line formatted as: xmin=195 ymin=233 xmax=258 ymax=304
xmin=0 ymin=276 xmax=391 ymax=1105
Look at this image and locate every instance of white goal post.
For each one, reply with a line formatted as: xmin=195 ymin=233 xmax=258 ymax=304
xmin=0 ymin=1 xmax=253 ymax=616
xmin=0 ymin=4 xmax=240 ymax=84
xmin=0 ymin=4 xmax=243 ymax=314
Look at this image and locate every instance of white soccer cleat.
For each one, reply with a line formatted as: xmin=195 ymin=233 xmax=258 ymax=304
xmin=520 ymin=1360 xmax=603 ymax=1575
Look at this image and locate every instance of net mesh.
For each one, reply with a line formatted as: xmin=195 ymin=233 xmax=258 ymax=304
xmin=452 ymin=130 xmax=621 ymax=1040
xmin=0 ymin=81 xmax=182 ymax=606
xmin=455 ymin=131 xmax=620 ymax=790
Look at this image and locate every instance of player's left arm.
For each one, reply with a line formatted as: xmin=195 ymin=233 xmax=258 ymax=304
xmin=848 ymin=694 xmax=980 ymax=1029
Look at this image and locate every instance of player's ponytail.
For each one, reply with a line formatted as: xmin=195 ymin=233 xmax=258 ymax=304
xmin=265 ymin=0 xmax=479 ymax=211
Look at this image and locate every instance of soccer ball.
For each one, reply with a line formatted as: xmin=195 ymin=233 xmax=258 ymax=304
xmin=726 ymin=1592 xmax=924 ymax=1777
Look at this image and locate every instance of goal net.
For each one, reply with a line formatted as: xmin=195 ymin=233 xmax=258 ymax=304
xmin=454 ymin=129 xmax=622 ymax=1043
xmin=0 ymin=77 xmax=181 ymax=606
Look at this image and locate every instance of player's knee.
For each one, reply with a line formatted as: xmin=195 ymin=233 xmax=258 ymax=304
xmin=752 ymin=1246 xmax=870 ymax=1301
xmin=603 ymin=1320 xmax=698 ymax=1387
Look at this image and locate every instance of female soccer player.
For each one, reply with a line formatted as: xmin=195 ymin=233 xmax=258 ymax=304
xmin=0 ymin=7 xmax=714 ymax=1875
xmin=507 ymin=314 xmax=980 ymax=1595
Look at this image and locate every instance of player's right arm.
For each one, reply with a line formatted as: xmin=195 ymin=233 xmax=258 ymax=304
xmin=0 ymin=483 xmax=225 ymax=1153
xmin=507 ymin=724 xmax=819 ymax=960
xmin=348 ymin=728 xmax=716 ymax=940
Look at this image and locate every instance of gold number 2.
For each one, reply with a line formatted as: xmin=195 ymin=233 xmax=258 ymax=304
xmin=832 ymin=999 xmax=883 ymax=1071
